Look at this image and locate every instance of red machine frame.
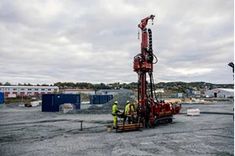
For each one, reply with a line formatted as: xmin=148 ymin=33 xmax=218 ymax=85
xmin=133 ymin=15 xmax=181 ymax=127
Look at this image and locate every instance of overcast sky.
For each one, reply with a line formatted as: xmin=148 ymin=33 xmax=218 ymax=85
xmin=0 ymin=0 xmax=233 ymax=84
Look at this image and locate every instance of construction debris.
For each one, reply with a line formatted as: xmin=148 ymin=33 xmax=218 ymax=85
xmin=59 ymin=103 xmax=76 ymax=113
xmin=187 ymin=108 xmax=200 ymax=116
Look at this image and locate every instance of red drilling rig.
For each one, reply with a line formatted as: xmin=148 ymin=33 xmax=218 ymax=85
xmin=133 ymin=15 xmax=181 ymax=128
xmin=116 ymin=15 xmax=181 ymax=132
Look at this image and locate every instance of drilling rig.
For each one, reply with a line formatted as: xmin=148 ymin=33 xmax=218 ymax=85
xmin=133 ymin=14 xmax=181 ymax=128
xmin=116 ymin=15 xmax=181 ymax=131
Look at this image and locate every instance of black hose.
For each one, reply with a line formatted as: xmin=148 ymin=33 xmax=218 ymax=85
xmin=148 ymin=29 xmax=152 ymax=52
xmin=152 ymin=54 xmax=158 ymax=64
xmin=151 ymin=73 xmax=159 ymax=102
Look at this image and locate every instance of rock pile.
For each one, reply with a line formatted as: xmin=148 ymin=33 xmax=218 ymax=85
xmin=76 ymin=92 xmax=136 ymax=114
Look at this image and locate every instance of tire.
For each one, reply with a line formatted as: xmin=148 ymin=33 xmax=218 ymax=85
xmin=168 ymin=118 xmax=173 ymax=123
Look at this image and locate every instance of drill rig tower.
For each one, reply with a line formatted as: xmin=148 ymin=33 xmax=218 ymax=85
xmin=133 ymin=15 xmax=181 ymax=127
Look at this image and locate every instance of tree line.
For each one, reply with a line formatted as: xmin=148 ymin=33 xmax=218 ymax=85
xmin=0 ymin=81 xmax=233 ymax=93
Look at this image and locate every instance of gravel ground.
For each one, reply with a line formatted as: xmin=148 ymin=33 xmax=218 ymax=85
xmin=0 ymin=101 xmax=233 ymax=156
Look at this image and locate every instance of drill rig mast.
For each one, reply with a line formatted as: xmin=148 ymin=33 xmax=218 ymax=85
xmin=133 ymin=15 xmax=181 ymax=127
xmin=115 ymin=15 xmax=181 ymax=132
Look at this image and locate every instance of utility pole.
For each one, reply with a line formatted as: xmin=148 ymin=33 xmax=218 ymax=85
xmin=228 ymin=62 xmax=234 ymax=80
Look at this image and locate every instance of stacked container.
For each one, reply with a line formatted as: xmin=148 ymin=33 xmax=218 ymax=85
xmin=90 ymin=95 xmax=113 ymax=104
xmin=42 ymin=94 xmax=80 ymax=112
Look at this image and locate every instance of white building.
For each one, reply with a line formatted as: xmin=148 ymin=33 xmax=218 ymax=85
xmin=154 ymin=88 xmax=164 ymax=93
xmin=0 ymin=86 xmax=59 ymax=98
xmin=205 ymin=88 xmax=234 ymax=98
xmin=63 ymin=89 xmax=95 ymax=95
xmin=192 ymin=90 xmax=201 ymax=95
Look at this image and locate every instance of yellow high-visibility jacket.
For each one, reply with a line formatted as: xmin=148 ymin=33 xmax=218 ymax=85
xmin=125 ymin=103 xmax=135 ymax=115
xmin=125 ymin=103 xmax=130 ymax=115
xmin=129 ymin=104 xmax=135 ymax=114
xmin=112 ymin=104 xmax=118 ymax=115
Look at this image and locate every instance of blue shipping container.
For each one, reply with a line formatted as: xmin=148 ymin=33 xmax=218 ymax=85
xmin=0 ymin=92 xmax=4 ymax=104
xmin=90 ymin=95 xmax=113 ymax=104
xmin=42 ymin=94 xmax=80 ymax=112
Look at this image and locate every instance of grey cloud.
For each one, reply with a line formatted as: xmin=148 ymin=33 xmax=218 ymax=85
xmin=0 ymin=0 xmax=233 ymax=84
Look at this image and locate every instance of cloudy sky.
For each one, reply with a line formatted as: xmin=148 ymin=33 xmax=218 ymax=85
xmin=0 ymin=0 xmax=233 ymax=84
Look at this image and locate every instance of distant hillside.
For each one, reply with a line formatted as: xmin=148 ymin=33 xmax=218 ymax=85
xmin=1 ymin=82 xmax=233 ymax=93
xmin=154 ymin=82 xmax=233 ymax=93
xmin=53 ymin=82 xmax=233 ymax=93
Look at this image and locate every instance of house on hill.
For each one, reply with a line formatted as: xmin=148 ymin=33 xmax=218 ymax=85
xmin=205 ymin=88 xmax=234 ymax=98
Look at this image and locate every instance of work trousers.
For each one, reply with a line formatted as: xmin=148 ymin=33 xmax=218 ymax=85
xmin=123 ymin=116 xmax=131 ymax=124
xmin=113 ymin=115 xmax=117 ymax=127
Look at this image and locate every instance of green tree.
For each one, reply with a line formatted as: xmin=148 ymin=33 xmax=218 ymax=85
xmin=4 ymin=82 xmax=11 ymax=86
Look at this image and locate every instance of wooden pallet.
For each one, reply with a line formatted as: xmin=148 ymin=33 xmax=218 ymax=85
xmin=116 ymin=123 xmax=143 ymax=132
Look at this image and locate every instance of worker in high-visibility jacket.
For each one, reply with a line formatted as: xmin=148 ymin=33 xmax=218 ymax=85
xmin=112 ymin=101 xmax=119 ymax=128
xmin=124 ymin=101 xmax=135 ymax=124
xmin=125 ymin=101 xmax=135 ymax=115
xmin=129 ymin=103 xmax=135 ymax=115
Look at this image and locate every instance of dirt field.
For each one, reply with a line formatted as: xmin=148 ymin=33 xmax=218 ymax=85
xmin=0 ymin=101 xmax=233 ymax=156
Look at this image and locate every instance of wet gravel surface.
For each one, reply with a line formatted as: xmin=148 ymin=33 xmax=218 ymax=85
xmin=0 ymin=102 xmax=233 ymax=156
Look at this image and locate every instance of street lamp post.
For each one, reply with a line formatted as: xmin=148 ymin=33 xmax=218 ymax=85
xmin=228 ymin=62 xmax=234 ymax=80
